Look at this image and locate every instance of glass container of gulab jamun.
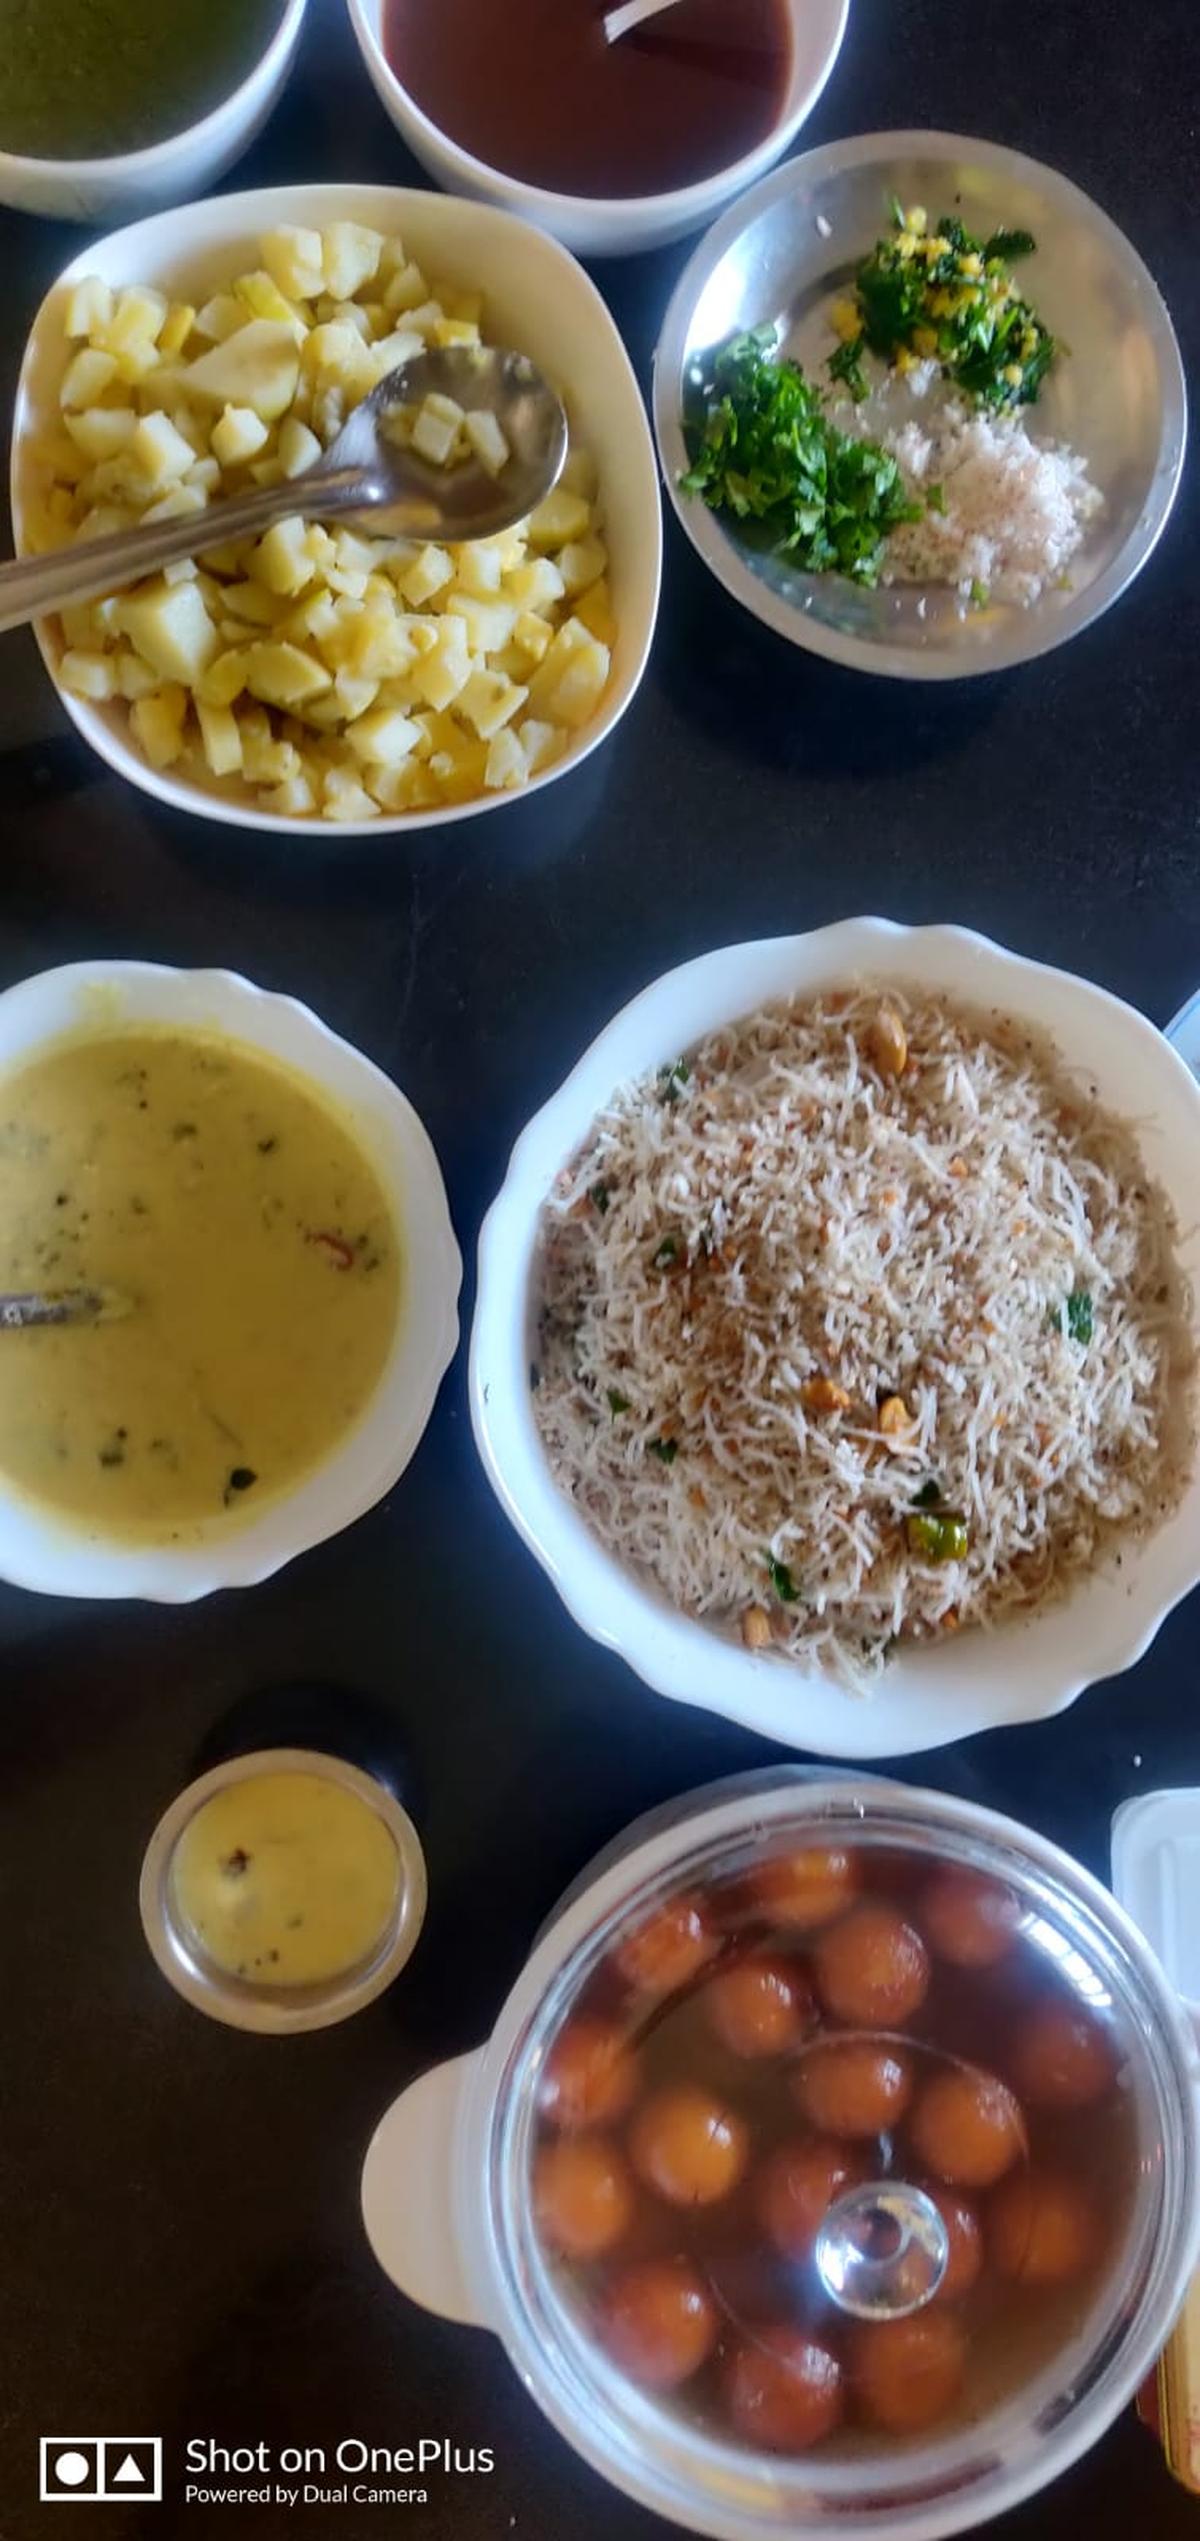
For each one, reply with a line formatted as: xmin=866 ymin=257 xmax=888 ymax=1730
xmin=362 ymin=1768 xmax=1200 ymax=2539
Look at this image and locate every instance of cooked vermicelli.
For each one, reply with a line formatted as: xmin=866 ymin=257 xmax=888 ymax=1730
xmin=531 ymin=986 xmax=1192 ymax=1690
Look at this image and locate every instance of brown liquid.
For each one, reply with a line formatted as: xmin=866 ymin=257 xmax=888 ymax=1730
xmin=534 ymin=1841 xmax=1137 ymax=2454
xmin=382 ymin=0 xmax=793 ymax=199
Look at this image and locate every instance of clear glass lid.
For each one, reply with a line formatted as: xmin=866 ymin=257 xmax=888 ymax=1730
xmin=481 ymin=1775 xmax=1199 ymax=2541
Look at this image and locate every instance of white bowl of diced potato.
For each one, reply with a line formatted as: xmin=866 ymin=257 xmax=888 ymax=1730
xmin=11 ymin=185 xmax=661 ymax=832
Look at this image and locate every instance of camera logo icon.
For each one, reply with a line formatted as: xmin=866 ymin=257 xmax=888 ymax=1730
xmin=40 ymin=2440 xmax=162 ymax=2503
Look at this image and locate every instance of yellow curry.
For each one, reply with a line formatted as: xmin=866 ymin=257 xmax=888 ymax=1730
xmin=0 ymin=1027 xmax=400 ymax=1538
xmin=170 ymin=1770 xmax=401 ymax=1987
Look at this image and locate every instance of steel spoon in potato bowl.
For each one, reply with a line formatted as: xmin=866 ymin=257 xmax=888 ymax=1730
xmin=0 ymin=344 xmax=568 ymax=635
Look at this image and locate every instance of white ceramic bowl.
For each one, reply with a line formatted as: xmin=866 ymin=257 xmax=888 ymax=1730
xmin=0 ymin=0 xmax=307 ymax=224
xmin=0 ymin=961 xmax=461 ymax=1601
xmin=345 ymin=0 xmax=849 ymax=259
xmin=11 ymin=183 xmax=661 ymax=838
xmin=470 ymin=918 xmax=1200 ymax=1758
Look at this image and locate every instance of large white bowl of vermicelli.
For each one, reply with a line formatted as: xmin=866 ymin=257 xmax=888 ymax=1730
xmin=470 ymin=921 xmax=1200 ymax=1756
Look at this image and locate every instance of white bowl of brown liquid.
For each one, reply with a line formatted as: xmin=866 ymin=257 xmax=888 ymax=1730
xmin=346 ymin=0 xmax=850 ymax=256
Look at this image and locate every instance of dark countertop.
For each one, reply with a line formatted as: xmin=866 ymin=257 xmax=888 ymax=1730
xmin=1 ymin=0 xmax=1197 ymax=2533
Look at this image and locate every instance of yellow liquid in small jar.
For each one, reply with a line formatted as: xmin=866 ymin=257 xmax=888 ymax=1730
xmin=170 ymin=1771 xmax=401 ymax=1987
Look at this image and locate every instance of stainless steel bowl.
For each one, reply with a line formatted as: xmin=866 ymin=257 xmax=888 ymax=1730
xmin=653 ymin=132 xmax=1187 ymax=680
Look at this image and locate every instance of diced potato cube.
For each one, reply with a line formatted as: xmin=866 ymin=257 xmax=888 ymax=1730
xmin=193 ymin=292 xmax=245 ymax=343
xmin=248 ymin=457 xmax=284 ymax=489
xmin=558 ymin=535 xmax=607 ymax=598
xmin=60 ymin=649 xmax=117 ymax=702
xmin=302 ymin=321 xmax=377 ymax=399
xmin=103 ymin=285 xmax=168 ymax=355
xmin=185 ymin=456 xmax=221 ymax=495
xmin=222 ymin=579 xmax=287 ymax=627
xmin=368 ymin=328 xmax=423 ymax=384
xmin=453 ymin=542 xmax=503 ymax=599
xmin=263 ymin=771 xmax=318 ymax=817
xmin=439 ymin=286 xmax=484 ymax=327
xmin=512 ymin=609 xmax=553 ymax=664
xmin=322 ymin=221 xmax=384 ymax=300
xmin=236 ymin=704 xmax=278 ymax=783
xmin=130 ymin=684 xmax=188 ymax=768
xmin=288 ymin=585 xmax=339 ymax=647
xmin=114 ymin=647 xmax=161 ymax=701
xmin=382 ymin=260 xmax=429 ymax=315
xmin=411 ymin=392 xmax=464 ymax=468
xmin=131 ymin=410 xmax=196 ymax=484
xmin=260 ymin=225 xmax=326 ymax=301
xmin=211 ymin=403 xmax=270 ymax=467
xmin=573 ymin=575 xmax=616 ymax=645
xmin=59 ymin=603 xmax=101 ymax=649
xmin=343 ymin=703 xmax=422 ymax=767
xmin=400 ymin=544 xmax=453 ymax=607
xmin=142 ymin=484 xmax=208 ymax=525
xmin=429 ymin=736 xmax=489 ymax=804
xmin=464 ymin=409 xmax=510 ymax=478
xmin=196 ymin=649 xmax=253 ymax=708
xmin=527 ymin=486 xmax=591 ymax=550
xmin=64 ymin=405 xmax=137 ymax=462
xmin=162 ymin=556 xmax=198 ymax=585
xmin=112 ymin=340 xmax=162 ymax=387
xmin=252 ymin=517 xmax=315 ymax=597
xmin=184 ymin=321 xmax=301 ymax=422
xmin=432 ymin=317 xmax=482 ymax=349
xmin=61 ymin=346 xmax=118 ymax=409
xmin=114 ymin=580 xmax=218 ymax=684
xmin=234 ymin=270 xmax=307 ymax=342
xmin=325 ymin=299 xmax=372 ymax=341
xmin=559 ymin=446 xmax=599 ymax=500
xmin=277 ymin=416 xmax=322 ymax=479
xmin=519 ymin=717 xmax=567 ymax=775
xmin=311 ymin=381 xmax=346 ymax=444
xmin=323 ymin=766 xmax=380 ymax=821
xmin=158 ymin=303 xmax=196 ymax=361
xmin=196 ymin=699 xmax=243 ymax=778
xmin=456 ymin=666 xmax=527 ymax=740
xmin=242 ymin=641 xmax=332 ymax=710
xmin=64 ymin=276 xmax=113 ymax=340
xmin=529 ymin=619 xmax=610 ymax=727
xmin=505 ymin=555 xmax=565 ymax=611
xmin=332 ymin=669 xmax=379 ymax=720
xmin=444 ymin=593 xmax=516 ymax=655
xmin=409 ymin=615 xmax=470 ymax=710
xmin=484 ymin=725 xmax=528 ymax=791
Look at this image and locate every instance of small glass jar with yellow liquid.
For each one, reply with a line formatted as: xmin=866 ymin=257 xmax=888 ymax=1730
xmin=140 ymin=1746 xmax=427 ymax=2032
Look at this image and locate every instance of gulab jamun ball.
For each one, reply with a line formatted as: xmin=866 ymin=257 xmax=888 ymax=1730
xmin=529 ymin=1832 xmax=1133 ymax=2461
xmin=813 ymin=1903 xmax=930 ymax=2027
xmin=724 ymin=2329 xmax=843 ymax=2452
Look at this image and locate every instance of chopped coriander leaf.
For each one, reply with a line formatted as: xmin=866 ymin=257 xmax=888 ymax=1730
xmin=658 ymin=1057 xmax=691 ymax=1103
xmin=766 ymin=1552 xmax=801 ymax=1603
xmin=589 ymin=1180 xmax=611 ymax=1214
xmin=926 ymin=481 xmax=947 ymax=515
xmin=652 ymin=1233 xmax=682 ymax=1270
xmin=680 ymin=324 xmax=919 ymax=589
xmin=912 ymin=1477 xmax=943 ymax=1508
xmin=648 ymin=1437 xmax=678 ymax=1464
xmin=1065 ymin=1288 xmax=1094 ymax=1344
xmin=828 ymin=203 xmax=1056 ymax=415
xmin=606 ymin=1387 xmax=631 ymax=1417
xmin=969 ymin=578 xmax=990 ymax=609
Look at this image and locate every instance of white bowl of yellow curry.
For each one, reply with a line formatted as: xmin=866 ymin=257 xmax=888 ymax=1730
xmin=0 ymin=961 xmax=460 ymax=1598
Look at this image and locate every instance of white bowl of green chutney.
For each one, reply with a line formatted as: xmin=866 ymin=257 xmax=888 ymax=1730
xmin=0 ymin=0 xmax=308 ymax=225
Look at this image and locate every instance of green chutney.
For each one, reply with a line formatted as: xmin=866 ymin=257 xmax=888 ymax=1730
xmin=0 ymin=0 xmax=286 ymax=160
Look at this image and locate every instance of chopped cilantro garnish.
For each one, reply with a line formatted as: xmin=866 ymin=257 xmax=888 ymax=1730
xmin=606 ymin=1387 xmax=631 ymax=1417
xmin=766 ymin=1553 xmax=801 ymax=1604
xmin=1065 ymin=1288 xmax=1094 ymax=1344
xmin=913 ymin=1477 xmax=943 ymax=1508
xmin=926 ymin=481 xmax=947 ymax=515
xmin=828 ymin=204 xmax=1056 ymax=415
xmin=589 ymin=1180 xmax=611 ymax=1215
xmin=652 ymin=1233 xmax=682 ymax=1271
xmin=648 ymin=1437 xmax=678 ymax=1464
xmin=658 ymin=1058 xmax=691 ymax=1104
xmin=969 ymin=578 xmax=990 ymax=609
xmin=680 ymin=324 xmax=919 ymax=589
